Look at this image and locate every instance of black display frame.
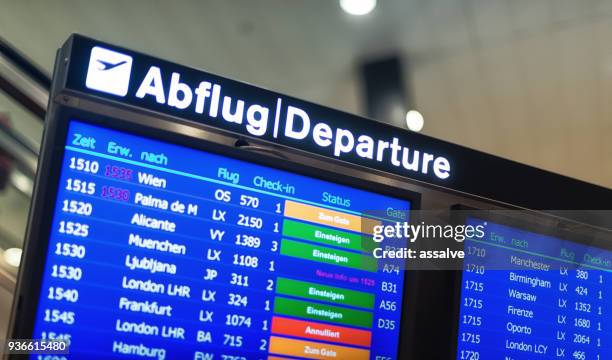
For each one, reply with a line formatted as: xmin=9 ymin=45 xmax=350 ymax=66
xmin=8 ymin=101 xmax=422 ymax=359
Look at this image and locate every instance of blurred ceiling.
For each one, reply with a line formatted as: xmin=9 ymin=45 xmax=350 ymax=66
xmin=0 ymin=0 xmax=611 ymax=189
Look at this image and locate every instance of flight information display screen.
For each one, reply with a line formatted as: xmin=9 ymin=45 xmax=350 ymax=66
xmin=457 ymin=217 xmax=611 ymax=360
xmin=31 ymin=120 xmax=410 ymax=359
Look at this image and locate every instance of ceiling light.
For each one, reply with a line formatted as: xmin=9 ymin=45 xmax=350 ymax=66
xmin=405 ymin=110 xmax=424 ymax=132
xmin=340 ymin=0 xmax=377 ymax=16
xmin=10 ymin=170 xmax=33 ymax=197
xmin=3 ymin=247 xmax=22 ymax=267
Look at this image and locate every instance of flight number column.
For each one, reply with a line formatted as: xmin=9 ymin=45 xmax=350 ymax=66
xmin=199 ymin=181 xmax=286 ymax=356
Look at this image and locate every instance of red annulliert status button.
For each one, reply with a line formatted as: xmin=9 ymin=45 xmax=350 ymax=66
xmin=271 ymin=316 xmax=372 ymax=347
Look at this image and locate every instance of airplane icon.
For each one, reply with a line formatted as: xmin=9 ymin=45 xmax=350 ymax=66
xmin=97 ymin=59 xmax=128 ymax=71
xmin=86 ymin=46 xmax=133 ymax=96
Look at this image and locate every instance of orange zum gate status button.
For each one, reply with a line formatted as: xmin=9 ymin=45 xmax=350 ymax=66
xmin=269 ymin=336 xmax=370 ymax=360
xmin=283 ymin=200 xmax=379 ymax=234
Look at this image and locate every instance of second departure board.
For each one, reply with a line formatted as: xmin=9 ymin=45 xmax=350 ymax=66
xmin=457 ymin=216 xmax=611 ymax=360
xmin=31 ymin=120 xmax=411 ymax=359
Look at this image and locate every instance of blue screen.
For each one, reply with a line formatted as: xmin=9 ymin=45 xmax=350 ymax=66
xmin=32 ymin=120 xmax=410 ymax=359
xmin=457 ymin=217 xmax=612 ymax=360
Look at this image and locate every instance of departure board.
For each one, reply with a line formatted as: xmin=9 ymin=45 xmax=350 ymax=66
xmin=31 ymin=120 xmax=410 ymax=359
xmin=457 ymin=217 xmax=612 ymax=360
